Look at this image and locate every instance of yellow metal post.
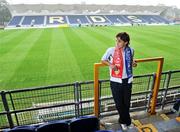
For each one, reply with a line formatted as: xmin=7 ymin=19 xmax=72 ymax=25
xmin=94 ymin=64 xmax=99 ymax=117
xmin=94 ymin=63 xmax=105 ymax=117
xmin=150 ymin=58 xmax=164 ymax=114
xmin=134 ymin=57 xmax=164 ymax=114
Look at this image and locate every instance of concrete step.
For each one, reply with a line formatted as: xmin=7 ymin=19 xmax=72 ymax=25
xmin=100 ymin=115 xmax=180 ymax=132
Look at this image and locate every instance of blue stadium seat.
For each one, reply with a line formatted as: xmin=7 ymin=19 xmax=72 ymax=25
xmin=86 ymin=15 xmax=111 ymax=25
xmin=3 ymin=125 xmax=36 ymax=132
xmin=68 ymin=15 xmax=90 ymax=24
xmin=36 ymin=120 xmax=69 ymax=132
xmin=94 ymin=130 xmax=114 ymax=132
xmin=106 ymin=15 xmax=128 ymax=24
xmin=70 ymin=116 xmax=99 ymax=132
xmin=8 ymin=16 xmax=23 ymax=26
xmin=21 ymin=16 xmax=44 ymax=26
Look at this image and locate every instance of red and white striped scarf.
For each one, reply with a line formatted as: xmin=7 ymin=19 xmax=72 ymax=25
xmin=111 ymin=47 xmax=123 ymax=78
xmin=111 ymin=46 xmax=133 ymax=79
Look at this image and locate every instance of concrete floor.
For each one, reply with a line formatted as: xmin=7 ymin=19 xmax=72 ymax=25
xmin=99 ymin=105 xmax=180 ymax=132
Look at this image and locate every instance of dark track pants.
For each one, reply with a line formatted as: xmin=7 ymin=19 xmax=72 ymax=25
xmin=110 ymin=79 xmax=132 ymax=126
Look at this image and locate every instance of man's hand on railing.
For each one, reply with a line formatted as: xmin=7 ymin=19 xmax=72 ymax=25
xmin=132 ymin=60 xmax=137 ymax=67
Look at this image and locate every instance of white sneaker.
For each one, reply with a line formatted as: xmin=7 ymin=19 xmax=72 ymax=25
xmin=127 ymin=124 xmax=134 ymax=129
xmin=121 ymin=124 xmax=128 ymax=131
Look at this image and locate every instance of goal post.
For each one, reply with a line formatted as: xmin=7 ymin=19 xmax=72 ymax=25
xmin=94 ymin=57 xmax=164 ymax=117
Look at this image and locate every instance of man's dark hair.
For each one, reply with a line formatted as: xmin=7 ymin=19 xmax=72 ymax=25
xmin=116 ymin=32 xmax=130 ymax=45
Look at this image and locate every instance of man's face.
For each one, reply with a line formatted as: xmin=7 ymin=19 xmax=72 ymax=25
xmin=116 ymin=37 xmax=128 ymax=48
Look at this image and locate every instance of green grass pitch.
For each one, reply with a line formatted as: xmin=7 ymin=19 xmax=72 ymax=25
xmin=0 ymin=25 xmax=180 ymax=90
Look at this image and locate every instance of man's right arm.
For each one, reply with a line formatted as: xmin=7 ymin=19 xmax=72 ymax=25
xmin=101 ymin=60 xmax=111 ymax=66
xmin=101 ymin=60 xmax=117 ymax=70
xmin=101 ymin=48 xmax=116 ymax=70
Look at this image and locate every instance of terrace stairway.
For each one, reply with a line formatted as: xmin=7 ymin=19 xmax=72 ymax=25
xmin=100 ymin=106 xmax=180 ymax=132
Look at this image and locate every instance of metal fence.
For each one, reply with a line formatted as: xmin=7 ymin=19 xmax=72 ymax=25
xmin=0 ymin=70 xmax=180 ymax=129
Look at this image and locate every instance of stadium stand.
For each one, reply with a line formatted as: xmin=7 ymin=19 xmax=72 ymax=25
xmin=5 ymin=4 xmax=179 ymax=29
xmin=7 ymin=14 xmax=171 ymax=28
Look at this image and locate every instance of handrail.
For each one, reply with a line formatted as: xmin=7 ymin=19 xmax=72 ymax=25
xmin=94 ymin=57 xmax=164 ymax=117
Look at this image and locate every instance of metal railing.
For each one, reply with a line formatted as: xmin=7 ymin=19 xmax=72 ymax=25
xmin=94 ymin=57 xmax=164 ymax=116
xmin=0 ymin=70 xmax=180 ymax=129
